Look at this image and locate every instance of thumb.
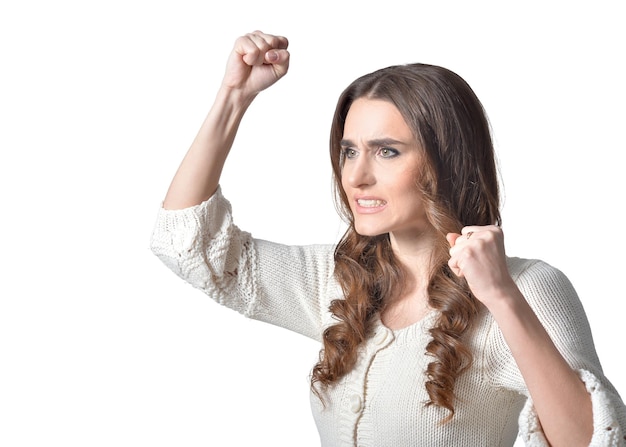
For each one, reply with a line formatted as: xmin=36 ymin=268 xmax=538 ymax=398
xmin=446 ymin=232 xmax=461 ymax=247
xmin=264 ymin=50 xmax=280 ymax=63
xmin=264 ymin=49 xmax=290 ymax=68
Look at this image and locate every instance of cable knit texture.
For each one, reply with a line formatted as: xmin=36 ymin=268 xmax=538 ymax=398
xmin=151 ymin=187 xmax=626 ymax=446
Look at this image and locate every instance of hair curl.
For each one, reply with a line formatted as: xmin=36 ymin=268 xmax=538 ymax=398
xmin=310 ymin=63 xmax=501 ymax=422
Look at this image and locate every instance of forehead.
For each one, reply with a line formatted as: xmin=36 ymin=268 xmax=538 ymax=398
xmin=343 ymin=98 xmax=413 ymax=140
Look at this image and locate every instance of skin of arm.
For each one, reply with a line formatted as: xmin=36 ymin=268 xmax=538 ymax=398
xmin=447 ymin=226 xmax=593 ymax=447
xmin=162 ymin=31 xmax=290 ymax=210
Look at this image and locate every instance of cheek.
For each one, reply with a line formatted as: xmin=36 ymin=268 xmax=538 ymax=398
xmin=388 ymin=168 xmax=419 ymax=195
xmin=393 ymin=173 xmax=425 ymax=211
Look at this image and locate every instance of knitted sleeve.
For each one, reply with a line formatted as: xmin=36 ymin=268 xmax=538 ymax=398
xmin=150 ymin=187 xmax=337 ymax=342
xmin=483 ymin=258 xmax=626 ymax=446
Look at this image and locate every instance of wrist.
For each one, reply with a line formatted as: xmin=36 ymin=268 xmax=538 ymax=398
xmin=479 ymin=282 xmax=526 ymax=318
xmin=216 ymin=84 xmax=257 ymax=111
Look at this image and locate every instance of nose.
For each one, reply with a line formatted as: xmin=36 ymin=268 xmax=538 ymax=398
xmin=343 ymin=154 xmax=375 ymax=189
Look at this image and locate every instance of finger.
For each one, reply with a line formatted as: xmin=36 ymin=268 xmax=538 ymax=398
xmin=447 ymin=257 xmax=463 ymax=278
xmin=245 ymin=32 xmax=288 ymax=65
xmin=264 ymin=48 xmax=290 ymax=66
xmin=234 ymin=35 xmax=266 ymax=66
xmin=255 ymin=33 xmax=289 ymax=68
xmin=446 ymin=232 xmax=461 ymax=247
xmin=236 ymin=32 xmax=280 ymax=66
xmin=250 ymin=30 xmax=289 ymax=50
xmin=263 ymin=49 xmax=290 ymax=80
xmin=461 ymin=226 xmax=481 ymax=238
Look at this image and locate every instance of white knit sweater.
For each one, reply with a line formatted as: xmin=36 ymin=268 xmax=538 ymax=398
xmin=150 ymin=187 xmax=626 ymax=446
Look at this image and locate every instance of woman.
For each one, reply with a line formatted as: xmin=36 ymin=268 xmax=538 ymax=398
xmin=150 ymin=31 xmax=626 ymax=446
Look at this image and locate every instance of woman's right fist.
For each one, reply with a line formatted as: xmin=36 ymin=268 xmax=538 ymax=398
xmin=222 ymin=31 xmax=290 ymax=96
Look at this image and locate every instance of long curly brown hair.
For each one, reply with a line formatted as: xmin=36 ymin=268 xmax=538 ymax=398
xmin=310 ymin=63 xmax=501 ymax=422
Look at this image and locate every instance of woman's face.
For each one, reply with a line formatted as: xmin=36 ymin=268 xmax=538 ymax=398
xmin=340 ymin=98 xmax=431 ymax=241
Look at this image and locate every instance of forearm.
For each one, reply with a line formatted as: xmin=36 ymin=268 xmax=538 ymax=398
xmin=490 ymin=291 xmax=593 ymax=446
xmin=162 ymin=87 xmax=255 ymax=210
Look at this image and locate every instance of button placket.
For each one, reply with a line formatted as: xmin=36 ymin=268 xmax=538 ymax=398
xmin=339 ymin=322 xmax=396 ymax=446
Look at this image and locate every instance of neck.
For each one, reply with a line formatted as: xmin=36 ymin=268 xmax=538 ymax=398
xmin=389 ymin=229 xmax=437 ymax=286
xmin=382 ymin=230 xmax=438 ymax=330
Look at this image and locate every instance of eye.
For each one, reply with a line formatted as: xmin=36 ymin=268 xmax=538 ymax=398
xmin=342 ymin=148 xmax=358 ymax=159
xmin=379 ymin=147 xmax=399 ymax=158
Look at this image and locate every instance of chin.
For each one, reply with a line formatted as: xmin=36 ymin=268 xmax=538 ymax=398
xmin=353 ymin=225 xmax=388 ymax=238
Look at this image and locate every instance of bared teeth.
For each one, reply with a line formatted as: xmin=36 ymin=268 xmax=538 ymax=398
xmin=357 ymin=199 xmax=386 ymax=207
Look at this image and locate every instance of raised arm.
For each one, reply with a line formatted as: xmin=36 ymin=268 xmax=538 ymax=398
xmin=162 ymin=31 xmax=290 ymax=210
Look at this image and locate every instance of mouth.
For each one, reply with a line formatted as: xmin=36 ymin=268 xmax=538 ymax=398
xmin=356 ymin=198 xmax=387 ymax=208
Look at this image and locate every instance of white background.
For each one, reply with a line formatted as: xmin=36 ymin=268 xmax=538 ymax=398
xmin=1 ymin=1 xmax=624 ymax=446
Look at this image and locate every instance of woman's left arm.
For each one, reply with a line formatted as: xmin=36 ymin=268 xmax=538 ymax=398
xmin=448 ymin=225 xmax=620 ymax=447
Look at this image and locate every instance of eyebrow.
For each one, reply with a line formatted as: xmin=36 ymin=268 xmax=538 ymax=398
xmin=340 ymin=138 xmax=407 ymax=148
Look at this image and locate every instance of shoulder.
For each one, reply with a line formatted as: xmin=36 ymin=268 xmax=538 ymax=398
xmin=506 ymin=256 xmax=577 ymax=301
xmin=507 ymin=256 xmax=556 ymax=280
xmin=506 ymin=256 xmax=591 ymax=337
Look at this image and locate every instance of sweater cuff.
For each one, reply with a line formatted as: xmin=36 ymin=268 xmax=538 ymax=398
xmin=517 ymin=369 xmax=625 ymax=446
